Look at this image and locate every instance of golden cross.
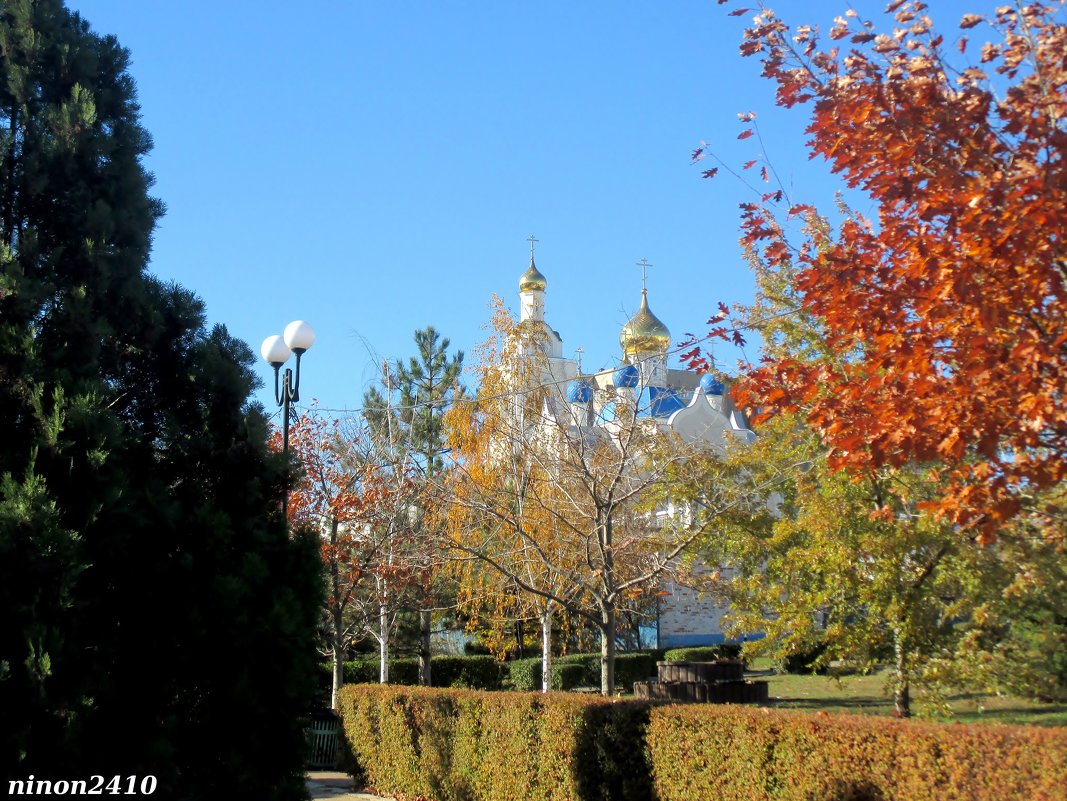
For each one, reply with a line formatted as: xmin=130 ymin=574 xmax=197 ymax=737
xmin=527 ymin=234 xmax=539 ymax=259
xmin=574 ymin=347 xmax=584 ymax=374
xmin=637 ymin=258 xmax=652 ymax=290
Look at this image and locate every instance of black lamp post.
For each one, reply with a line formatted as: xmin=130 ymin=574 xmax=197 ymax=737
xmin=261 ymin=320 xmax=316 ymax=521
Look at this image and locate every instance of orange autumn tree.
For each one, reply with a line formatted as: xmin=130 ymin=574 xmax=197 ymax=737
xmin=696 ymin=1 xmax=1067 ymax=541
xmin=279 ymin=411 xmax=421 ymax=708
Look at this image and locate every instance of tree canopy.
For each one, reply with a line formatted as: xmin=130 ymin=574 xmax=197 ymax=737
xmin=695 ymin=1 xmax=1067 ymax=542
xmin=0 ymin=3 xmax=321 ymax=795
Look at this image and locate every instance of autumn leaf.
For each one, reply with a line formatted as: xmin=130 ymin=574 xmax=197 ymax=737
xmin=705 ymin=0 xmax=1067 ymax=541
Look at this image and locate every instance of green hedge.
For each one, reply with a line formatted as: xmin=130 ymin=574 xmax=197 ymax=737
xmin=663 ymin=644 xmax=742 ymax=662
xmin=321 ymin=655 xmax=502 ymax=690
xmin=507 ymin=657 xmax=588 ymax=691
xmin=509 ymin=652 xmax=658 ymax=692
xmin=336 ymin=684 xmax=653 ymax=801
xmin=647 ymin=704 xmax=1067 ymax=801
xmin=338 ymin=685 xmax=1067 ymax=801
xmin=431 ymin=655 xmax=503 ymax=690
xmin=343 ymin=657 xmax=420 ymax=685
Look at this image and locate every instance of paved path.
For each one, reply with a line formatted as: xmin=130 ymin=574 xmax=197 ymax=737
xmin=306 ymin=771 xmax=389 ymax=800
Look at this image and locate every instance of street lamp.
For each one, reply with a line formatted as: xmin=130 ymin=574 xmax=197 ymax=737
xmin=261 ymin=320 xmax=316 ymax=519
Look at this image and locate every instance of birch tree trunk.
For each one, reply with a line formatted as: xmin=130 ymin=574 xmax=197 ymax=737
xmin=600 ymin=605 xmax=616 ymax=696
xmin=379 ymin=602 xmax=390 ymax=683
xmin=540 ymin=608 xmax=553 ymax=693
xmin=419 ymin=608 xmax=432 ymax=686
xmin=893 ymin=630 xmax=911 ymax=717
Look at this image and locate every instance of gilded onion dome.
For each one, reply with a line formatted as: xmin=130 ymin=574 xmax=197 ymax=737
xmin=519 ymin=257 xmax=547 ymax=292
xmin=620 ymin=289 xmax=671 ymax=357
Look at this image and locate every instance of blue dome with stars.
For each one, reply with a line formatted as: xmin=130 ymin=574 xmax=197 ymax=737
xmin=699 ymin=373 xmax=726 ymax=396
xmin=566 ymin=377 xmax=594 ymax=404
xmin=613 ymin=364 xmax=640 ymax=389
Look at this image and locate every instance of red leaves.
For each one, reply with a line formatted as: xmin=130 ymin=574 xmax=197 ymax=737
xmin=702 ymin=168 xmax=719 ymax=179
xmin=707 ymin=0 xmax=1067 ymax=542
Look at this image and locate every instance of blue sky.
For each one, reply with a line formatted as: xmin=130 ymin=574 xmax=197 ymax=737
xmin=69 ymin=0 xmax=974 ymax=416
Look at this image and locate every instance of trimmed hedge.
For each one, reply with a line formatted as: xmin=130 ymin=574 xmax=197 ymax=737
xmin=321 ymin=655 xmax=502 ymax=690
xmin=336 ymin=684 xmax=653 ymax=801
xmin=431 ymin=655 xmax=503 ymax=690
xmin=337 ymin=685 xmax=1067 ymax=801
xmin=647 ymin=704 xmax=1067 ymax=801
xmin=507 ymin=657 xmax=588 ymax=691
xmin=509 ymin=652 xmax=658 ymax=692
xmin=663 ymin=644 xmax=742 ymax=662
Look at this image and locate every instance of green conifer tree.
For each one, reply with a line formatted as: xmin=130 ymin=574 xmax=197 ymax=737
xmin=363 ymin=327 xmax=463 ymax=684
xmin=0 ymin=3 xmax=321 ymax=796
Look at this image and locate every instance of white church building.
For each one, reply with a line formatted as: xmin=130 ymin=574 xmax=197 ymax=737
xmin=510 ymin=245 xmax=754 ymax=648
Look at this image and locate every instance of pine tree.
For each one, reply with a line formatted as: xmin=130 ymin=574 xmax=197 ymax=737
xmin=0 ymin=3 xmax=321 ymax=796
xmin=363 ymin=327 xmax=463 ymax=684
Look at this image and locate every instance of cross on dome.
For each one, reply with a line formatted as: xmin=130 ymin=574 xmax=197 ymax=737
xmin=637 ymin=258 xmax=652 ymax=291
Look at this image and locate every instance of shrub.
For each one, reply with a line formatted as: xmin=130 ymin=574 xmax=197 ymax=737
xmin=508 ymin=657 xmax=592 ymax=691
xmin=646 ymin=704 xmax=1067 ymax=801
xmin=332 ymin=656 xmax=503 ymax=689
xmin=508 ymin=657 xmax=542 ymax=692
xmin=614 ymin=653 xmax=658 ymax=689
xmin=780 ymin=641 xmax=829 ymax=674
xmin=430 ymin=655 xmax=503 ymax=690
xmin=510 ymin=652 xmax=659 ymax=692
xmin=663 ymin=644 xmax=742 ymax=663
xmin=342 ymin=657 xmax=420 ymax=685
xmin=338 ymin=685 xmax=1067 ymax=801
xmin=552 ymin=663 xmax=587 ymax=691
xmin=336 ymin=685 xmax=654 ymax=801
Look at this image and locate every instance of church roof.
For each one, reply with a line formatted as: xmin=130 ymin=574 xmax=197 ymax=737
xmin=620 ymin=289 xmax=671 ymax=357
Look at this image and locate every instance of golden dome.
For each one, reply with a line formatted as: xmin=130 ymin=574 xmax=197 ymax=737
xmin=620 ymin=289 xmax=671 ymax=356
xmin=519 ymin=257 xmax=547 ymax=292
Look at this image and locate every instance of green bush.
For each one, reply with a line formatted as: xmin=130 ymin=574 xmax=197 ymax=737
xmin=647 ymin=704 xmax=1067 ymax=801
xmin=780 ymin=641 xmax=829 ymax=674
xmin=508 ymin=657 xmax=592 ymax=691
xmin=342 ymin=657 xmax=420 ymax=685
xmin=430 ymin=655 xmax=503 ymax=690
xmin=663 ymin=644 xmax=742 ymax=662
xmin=327 ymin=656 xmax=502 ymax=690
xmin=614 ymin=653 xmax=658 ymax=689
xmin=552 ymin=663 xmax=587 ymax=691
xmin=508 ymin=657 xmax=542 ymax=691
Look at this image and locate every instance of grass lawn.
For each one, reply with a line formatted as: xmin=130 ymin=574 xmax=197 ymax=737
xmin=748 ymin=661 xmax=1067 ymax=727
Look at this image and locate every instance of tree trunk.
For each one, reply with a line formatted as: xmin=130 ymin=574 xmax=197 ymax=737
xmin=419 ymin=608 xmax=432 ymax=686
xmin=893 ymin=630 xmax=911 ymax=717
xmin=379 ymin=602 xmax=390 ymax=683
xmin=330 ymin=606 xmax=344 ymax=710
xmin=600 ymin=605 xmax=616 ymax=696
xmin=540 ymin=608 xmax=553 ymax=693
xmin=330 ymin=531 xmax=344 ymax=709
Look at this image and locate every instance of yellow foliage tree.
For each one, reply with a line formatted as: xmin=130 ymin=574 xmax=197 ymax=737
xmin=441 ymin=298 xmax=744 ymax=694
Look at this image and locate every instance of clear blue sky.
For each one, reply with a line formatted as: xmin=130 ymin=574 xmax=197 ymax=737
xmin=69 ymin=0 xmax=974 ymax=416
